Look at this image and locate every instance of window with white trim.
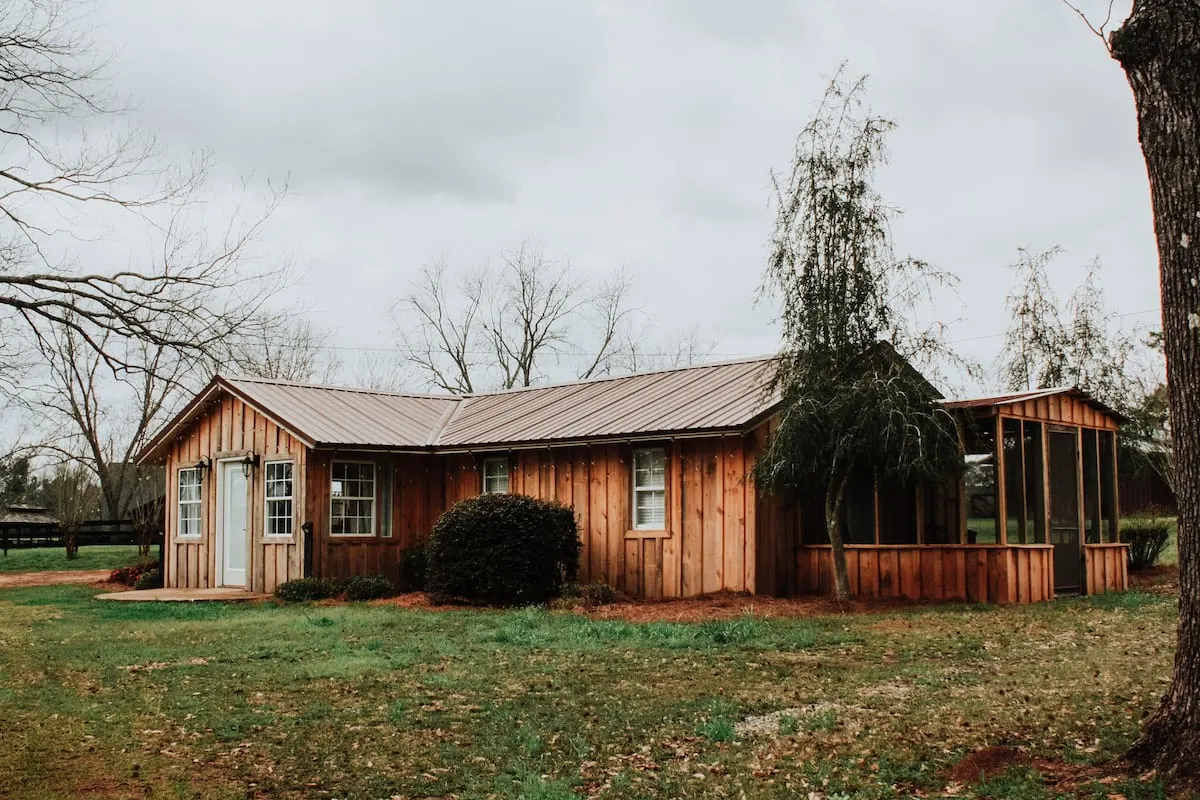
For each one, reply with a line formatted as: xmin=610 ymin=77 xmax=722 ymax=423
xmin=331 ymin=461 xmax=375 ymax=536
xmin=178 ymin=467 xmax=202 ymax=538
xmin=632 ymin=447 xmax=666 ymax=529
xmin=482 ymin=456 xmax=510 ymax=494
xmin=264 ymin=461 xmax=294 ymax=537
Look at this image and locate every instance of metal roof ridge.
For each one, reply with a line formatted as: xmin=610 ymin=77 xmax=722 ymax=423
xmin=428 ymin=397 xmax=466 ymax=446
xmin=943 ymin=386 xmax=1077 ymax=404
xmin=223 ymin=374 xmax=455 ymax=401
xmin=460 ymin=355 xmax=779 ymax=398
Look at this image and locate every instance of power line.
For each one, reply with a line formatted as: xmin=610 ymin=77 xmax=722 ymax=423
xmin=310 ymin=308 xmax=1161 ymax=357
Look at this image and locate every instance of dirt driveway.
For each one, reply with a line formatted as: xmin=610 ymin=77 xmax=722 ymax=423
xmin=0 ymin=570 xmax=112 ymax=589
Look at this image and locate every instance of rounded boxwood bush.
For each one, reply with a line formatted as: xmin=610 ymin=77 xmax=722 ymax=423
xmin=426 ymin=493 xmax=580 ymax=606
xmin=275 ymin=577 xmax=337 ymax=602
xmin=344 ymin=574 xmax=395 ymax=601
xmin=1121 ymin=517 xmax=1172 ymax=571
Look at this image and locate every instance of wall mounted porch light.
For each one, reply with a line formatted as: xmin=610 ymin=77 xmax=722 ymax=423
xmin=240 ymin=453 xmax=260 ymax=478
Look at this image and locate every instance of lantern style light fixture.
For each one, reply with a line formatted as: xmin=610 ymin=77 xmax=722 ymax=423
xmin=240 ymin=453 xmax=260 ymax=478
xmin=193 ymin=456 xmax=211 ymax=477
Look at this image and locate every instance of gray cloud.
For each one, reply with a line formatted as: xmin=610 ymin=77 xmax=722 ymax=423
xmin=83 ymin=0 xmax=1158 ymax=390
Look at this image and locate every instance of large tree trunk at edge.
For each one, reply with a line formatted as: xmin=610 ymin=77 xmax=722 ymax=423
xmin=824 ymin=475 xmax=851 ymax=602
xmin=1111 ymin=0 xmax=1200 ymax=784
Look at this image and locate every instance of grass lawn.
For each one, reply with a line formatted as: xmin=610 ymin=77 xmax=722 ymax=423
xmin=0 ymin=545 xmax=145 ymax=573
xmin=0 ymin=587 xmax=1179 ymax=800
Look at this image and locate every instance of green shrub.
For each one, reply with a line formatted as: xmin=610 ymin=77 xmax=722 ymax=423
xmin=426 ymin=493 xmax=580 ymax=607
xmin=1121 ymin=517 xmax=1172 ymax=571
xmin=275 ymin=577 xmax=338 ymax=602
xmin=133 ymin=568 xmax=163 ymax=590
xmin=109 ymin=561 xmax=159 ymax=586
xmin=344 ymin=575 xmax=394 ymax=601
xmin=398 ymin=545 xmax=426 ymax=592
xmin=558 ymin=581 xmax=617 ymax=609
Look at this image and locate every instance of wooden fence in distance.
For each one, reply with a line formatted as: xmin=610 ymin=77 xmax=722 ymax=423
xmin=0 ymin=520 xmax=161 ymax=555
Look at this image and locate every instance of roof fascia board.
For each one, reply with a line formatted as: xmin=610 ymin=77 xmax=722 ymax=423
xmin=136 ymin=377 xmax=318 ymax=465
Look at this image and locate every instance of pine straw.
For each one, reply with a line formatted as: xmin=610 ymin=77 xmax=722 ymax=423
xmin=370 ymin=590 xmax=929 ymax=621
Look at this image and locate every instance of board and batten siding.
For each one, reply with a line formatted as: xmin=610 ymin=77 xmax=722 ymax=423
xmin=314 ymin=437 xmax=758 ymax=598
xmin=306 ymin=452 xmax=445 ymax=586
xmin=162 ymin=393 xmax=307 ymax=592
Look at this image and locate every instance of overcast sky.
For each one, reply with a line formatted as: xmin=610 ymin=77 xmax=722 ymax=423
xmin=91 ymin=0 xmax=1158 ymax=395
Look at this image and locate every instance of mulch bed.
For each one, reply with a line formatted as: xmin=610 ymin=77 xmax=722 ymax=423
xmin=370 ymin=590 xmax=928 ymax=622
xmin=1130 ymin=564 xmax=1179 ymax=594
xmin=581 ymin=591 xmax=928 ymax=623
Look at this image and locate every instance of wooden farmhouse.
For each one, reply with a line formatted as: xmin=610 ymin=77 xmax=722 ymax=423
xmin=137 ymin=359 xmax=1129 ymax=603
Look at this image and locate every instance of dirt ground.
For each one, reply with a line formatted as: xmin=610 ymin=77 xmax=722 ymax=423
xmin=945 ymin=745 xmax=1129 ymax=794
xmin=0 ymin=570 xmax=114 ymax=589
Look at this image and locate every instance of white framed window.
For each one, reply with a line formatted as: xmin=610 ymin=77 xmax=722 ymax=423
xmin=482 ymin=456 xmax=510 ymax=494
xmin=178 ymin=467 xmax=202 ymax=539
xmin=331 ymin=461 xmax=375 ymax=536
xmin=632 ymin=447 xmax=666 ymax=529
xmin=264 ymin=461 xmax=294 ymax=537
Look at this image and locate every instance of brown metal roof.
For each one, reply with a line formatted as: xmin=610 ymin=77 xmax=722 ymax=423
xmin=137 ymin=358 xmax=781 ymax=462
xmin=225 ymin=378 xmax=459 ymax=448
xmin=942 ymin=386 xmax=1126 ymax=422
xmin=137 ymin=361 xmax=1127 ymax=465
xmin=436 ymin=358 xmax=778 ymax=447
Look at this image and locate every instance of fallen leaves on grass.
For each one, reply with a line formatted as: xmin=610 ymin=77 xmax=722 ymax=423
xmin=119 ymin=657 xmax=209 ymax=672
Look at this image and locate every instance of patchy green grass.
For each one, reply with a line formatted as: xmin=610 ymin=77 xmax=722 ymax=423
xmin=0 ymin=586 xmax=1179 ymax=799
xmin=0 ymin=544 xmax=144 ymax=573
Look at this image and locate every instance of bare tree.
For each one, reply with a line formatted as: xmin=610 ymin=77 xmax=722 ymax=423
xmin=20 ymin=321 xmax=200 ymax=520
xmin=394 ymin=260 xmax=483 ymax=393
xmin=224 ymin=314 xmax=342 ymax=384
xmin=0 ymin=0 xmax=283 ymax=382
xmin=605 ymin=324 xmax=717 ymax=376
xmin=348 ymin=350 xmax=411 ymax=393
xmin=39 ymin=460 xmax=103 ymax=558
xmin=393 ymin=244 xmax=642 ymax=392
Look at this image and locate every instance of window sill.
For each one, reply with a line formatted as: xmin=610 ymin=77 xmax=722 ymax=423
xmin=173 ymin=536 xmax=203 ymax=544
xmin=263 ymin=535 xmax=296 ymax=542
xmin=625 ymin=529 xmax=672 ymax=540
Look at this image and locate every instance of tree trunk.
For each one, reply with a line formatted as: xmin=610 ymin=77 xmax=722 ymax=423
xmin=824 ymin=475 xmax=851 ymax=602
xmin=63 ymin=524 xmax=79 ymax=560
xmin=1111 ymin=0 xmax=1200 ymax=784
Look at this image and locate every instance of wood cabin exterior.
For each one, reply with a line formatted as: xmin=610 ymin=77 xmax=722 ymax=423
xmin=137 ymin=361 xmax=1129 ymax=603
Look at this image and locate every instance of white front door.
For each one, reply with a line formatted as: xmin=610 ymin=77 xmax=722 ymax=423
xmin=219 ymin=462 xmax=249 ymax=587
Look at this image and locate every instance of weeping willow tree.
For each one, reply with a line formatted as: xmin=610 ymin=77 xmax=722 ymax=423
xmin=756 ymin=70 xmax=964 ymax=602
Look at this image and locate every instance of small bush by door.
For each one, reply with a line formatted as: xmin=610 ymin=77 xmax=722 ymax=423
xmin=426 ymin=493 xmax=580 ymax=606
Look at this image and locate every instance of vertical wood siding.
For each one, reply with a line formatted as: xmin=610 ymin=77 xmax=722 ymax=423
xmin=162 ymin=394 xmax=306 ymax=592
xmin=794 ymin=545 xmax=1056 ymax=604
xmin=305 ymin=436 xmax=757 ymax=599
xmin=1084 ymin=543 xmax=1130 ymax=595
xmin=307 ymin=452 xmax=444 ymax=587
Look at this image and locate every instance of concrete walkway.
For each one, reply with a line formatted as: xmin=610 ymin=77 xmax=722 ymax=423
xmin=96 ymin=587 xmax=270 ymax=602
